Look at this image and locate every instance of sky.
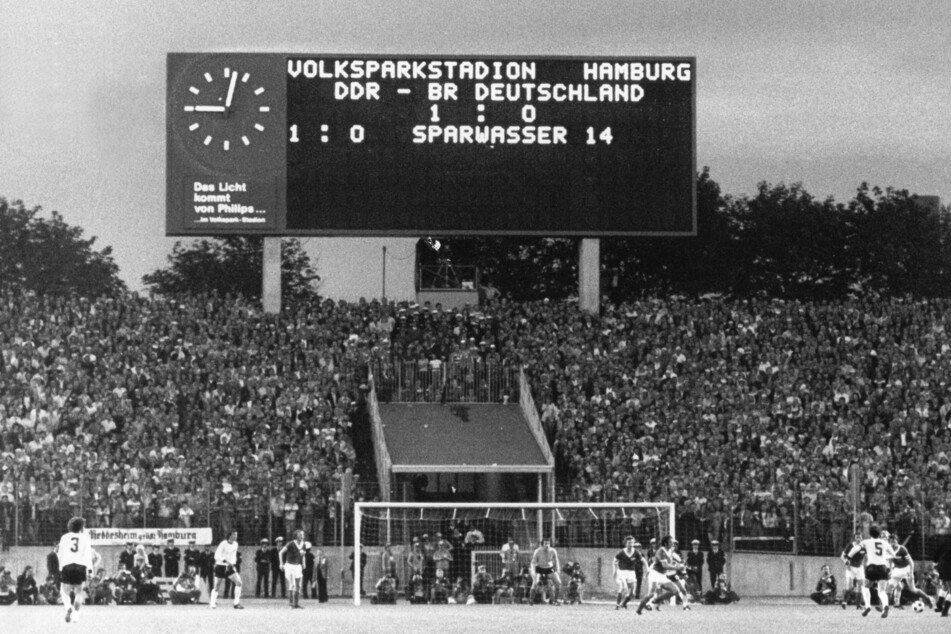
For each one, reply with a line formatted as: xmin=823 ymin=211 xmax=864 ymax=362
xmin=1 ymin=0 xmax=950 ymax=293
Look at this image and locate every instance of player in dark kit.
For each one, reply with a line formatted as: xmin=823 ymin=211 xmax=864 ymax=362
xmin=613 ymin=536 xmax=640 ymax=609
xmin=886 ymin=532 xmax=931 ymax=609
xmin=279 ymin=530 xmax=307 ymax=609
xmin=840 ymin=533 xmax=865 ymax=609
xmin=636 ymin=535 xmax=689 ymax=615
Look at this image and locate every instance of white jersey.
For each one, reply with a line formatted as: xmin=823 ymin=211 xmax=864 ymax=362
xmin=666 ymin=551 xmax=684 ymax=577
xmin=849 ymin=537 xmax=894 ymax=567
xmin=58 ymin=531 xmax=94 ymax=569
xmin=214 ymin=539 xmax=239 ymax=565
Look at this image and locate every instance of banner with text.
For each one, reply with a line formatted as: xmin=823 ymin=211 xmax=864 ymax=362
xmin=86 ymin=527 xmax=214 ymax=546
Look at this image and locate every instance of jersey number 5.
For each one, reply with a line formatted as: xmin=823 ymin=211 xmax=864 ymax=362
xmin=874 ymin=542 xmax=882 ymax=557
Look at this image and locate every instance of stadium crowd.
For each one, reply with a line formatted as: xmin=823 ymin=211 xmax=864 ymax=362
xmin=0 ymin=290 xmax=368 ymax=547
xmin=2 ymin=289 xmax=951 ymax=561
xmin=381 ymin=294 xmax=951 ymax=557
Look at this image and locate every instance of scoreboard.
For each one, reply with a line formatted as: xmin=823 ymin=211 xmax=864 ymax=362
xmin=166 ymin=53 xmax=696 ymax=236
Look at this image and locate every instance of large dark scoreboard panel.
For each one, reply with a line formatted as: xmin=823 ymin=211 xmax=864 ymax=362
xmin=167 ymin=54 xmax=695 ymax=236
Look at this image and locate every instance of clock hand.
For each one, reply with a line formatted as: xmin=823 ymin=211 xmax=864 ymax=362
xmin=185 ymin=105 xmax=227 ymax=113
xmin=225 ymin=71 xmax=238 ymax=110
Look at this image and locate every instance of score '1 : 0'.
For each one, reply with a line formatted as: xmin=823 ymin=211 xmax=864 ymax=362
xmin=288 ymin=124 xmax=365 ymax=143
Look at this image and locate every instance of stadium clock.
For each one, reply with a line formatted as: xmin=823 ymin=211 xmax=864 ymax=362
xmin=167 ymin=54 xmax=284 ymax=176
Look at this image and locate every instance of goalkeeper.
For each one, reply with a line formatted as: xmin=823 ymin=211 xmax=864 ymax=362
xmin=530 ymin=537 xmax=562 ymax=605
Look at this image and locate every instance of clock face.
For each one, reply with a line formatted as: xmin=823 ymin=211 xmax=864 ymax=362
xmin=183 ymin=66 xmax=270 ymax=151
xmin=169 ymin=54 xmax=284 ymax=176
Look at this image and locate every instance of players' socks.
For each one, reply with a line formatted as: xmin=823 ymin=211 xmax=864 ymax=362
xmin=234 ymin=585 xmax=241 ymax=605
xmin=209 ymin=588 xmax=217 ymax=607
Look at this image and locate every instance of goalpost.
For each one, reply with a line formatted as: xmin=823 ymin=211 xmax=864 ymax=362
xmin=352 ymin=502 xmax=675 ymax=605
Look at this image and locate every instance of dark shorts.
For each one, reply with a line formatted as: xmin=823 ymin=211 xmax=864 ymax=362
xmin=61 ymin=564 xmax=88 ymax=585
xmin=534 ymin=566 xmax=554 ymax=577
xmin=214 ymin=564 xmax=236 ymax=579
xmin=865 ymin=564 xmax=889 ymax=582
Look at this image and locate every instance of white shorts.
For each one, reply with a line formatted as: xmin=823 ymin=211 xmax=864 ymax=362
xmin=647 ymin=569 xmax=669 ymax=587
xmin=284 ymin=564 xmax=303 ymax=582
xmin=616 ymin=570 xmax=638 ymax=588
xmin=889 ymin=567 xmax=911 ymax=581
xmin=847 ymin=565 xmax=865 ymax=582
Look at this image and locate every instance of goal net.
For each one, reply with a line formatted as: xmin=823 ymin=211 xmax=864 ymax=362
xmin=352 ymin=502 xmax=675 ymax=605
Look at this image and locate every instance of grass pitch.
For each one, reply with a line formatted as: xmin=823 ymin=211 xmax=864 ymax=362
xmin=3 ymin=598 xmax=943 ymax=633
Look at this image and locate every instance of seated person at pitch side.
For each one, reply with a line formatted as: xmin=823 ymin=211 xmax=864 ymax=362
xmin=170 ymin=566 xmax=202 ymax=605
xmin=810 ymin=565 xmax=837 ymax=605
xmin=471 ymin=564 xmax=495 ymax=604
xmin=430 ymin=568 xmax=451 ymax=604
xmin=373 ymin=571 xmax=398 ymax=604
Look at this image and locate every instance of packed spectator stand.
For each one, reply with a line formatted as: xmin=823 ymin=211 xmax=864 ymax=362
xmin=1 ymin=289 xmax=950 ymax=566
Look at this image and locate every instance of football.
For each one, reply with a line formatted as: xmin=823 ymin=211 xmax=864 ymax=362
xmin=912 ymin=600 xmax=925 ymax=613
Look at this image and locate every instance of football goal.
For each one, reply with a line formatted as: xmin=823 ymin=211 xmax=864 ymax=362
xmin=352 ymin=502 xmax=675 ymax=605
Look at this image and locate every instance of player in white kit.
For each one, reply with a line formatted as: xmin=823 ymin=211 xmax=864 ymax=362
xmin=58 ymin=516 xmax=94 ymax=624
xmin=210 ymin=530 xmax=244 ymax=609
xmin=847 ymin=525 xmax=895 ymax=618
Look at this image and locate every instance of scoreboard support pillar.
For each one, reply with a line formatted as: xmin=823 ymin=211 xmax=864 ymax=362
xmin=263 ymin=237 xmax=282 ymax=314
xmin=578 ymin=238 xmax=600 ymax=314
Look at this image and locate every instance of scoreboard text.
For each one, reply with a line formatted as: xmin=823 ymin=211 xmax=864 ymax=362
xmin=166 ymin=54 xmax=696 ymax=236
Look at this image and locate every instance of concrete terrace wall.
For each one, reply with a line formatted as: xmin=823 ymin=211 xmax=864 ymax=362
xmin=0 ymin=546 xmax=362 ymax=599
xmin=1 ymin=546 xmax=845 ymax=600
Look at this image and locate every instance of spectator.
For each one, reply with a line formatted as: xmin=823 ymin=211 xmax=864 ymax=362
xmin=9 ymin=288 xmax=951 ymax=564
xmin=372 ymin=571 xmax=397 ymax=604
xmin=0 ymin=567 xmax=15 ymax=605
xmin=16 ymin=565 xmax=39 ymax=604
xmin=315 ymin=548 xmax=329 ymax=603
xmin=169 ymin=566 xmax=201 ymax=604
xmin=47 ymin=543 xmax=59 ymax=585
xmin=810 ymin=565 xmax=837 ymax=605
xmin=87 ymin=568 xmax=116 ymax=605
xmin=178 ymin=500 xmax=195 ymax=529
